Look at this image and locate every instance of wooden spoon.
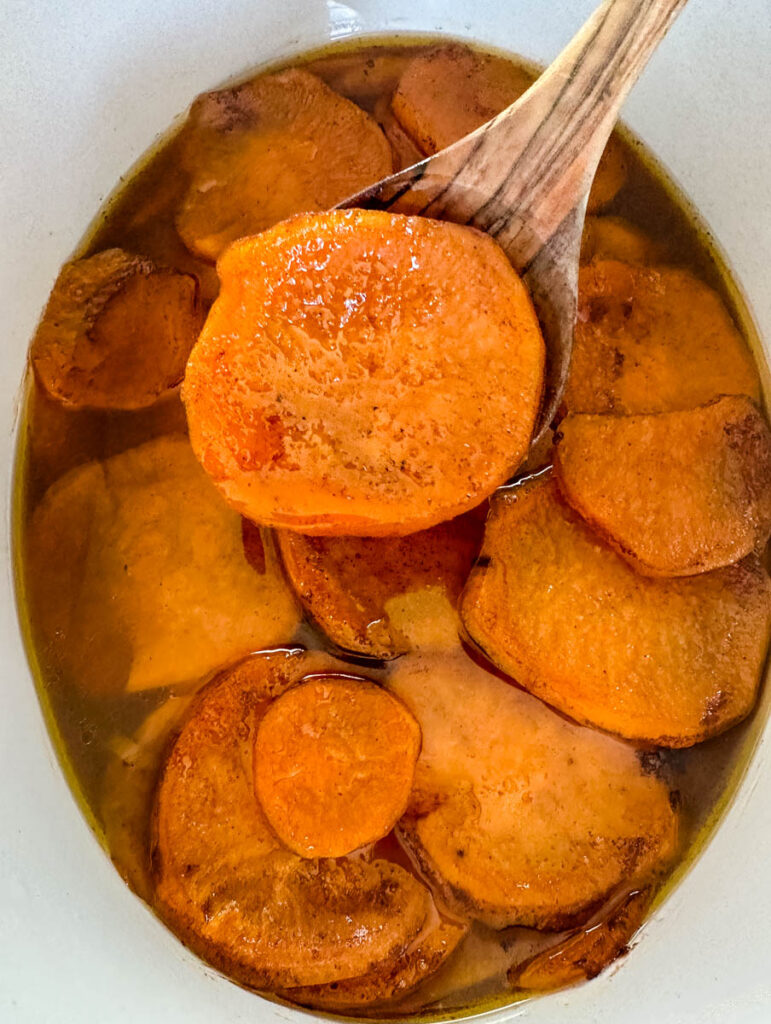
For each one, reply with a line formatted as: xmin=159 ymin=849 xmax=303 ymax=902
xmin=341 ymin=0 xmax=688 ymax=439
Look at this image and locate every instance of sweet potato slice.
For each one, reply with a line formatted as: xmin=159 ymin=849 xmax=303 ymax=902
xmin=183 ymin=209 xmax=545 ymax=536
xmin=31 ymin=249 xmax=203 ymax=410
xmin=276 ymin=507 xmax=484 ymax=658
xmin=461 ymin=473 xmax=771 ymax=746
xmin=510 ymin=889 xmax=650 ymax=991
xmin=389 ymin=648 xmax=677 ymax=929
xmin=25 ymin=435 xmax=299 ymax=695
xmin=580 ymin=216 xmax=663 ymax=264
xmin=390 ymin=44 xmax=534 ymax=155
xmin=390 ymin=44 xmax=626 ymax=212
xmin=175 ymin=68 xmax=393 ymax=262
xmin=152 ymin=650 xmax=434 ymax=990
xmin=554 ymin=396 xmax=771 ymax=576
xmin=565 ymin=260 xmax=760 ymax=415
xmin=254 ymin=676 xmax=421 ymax=857
xmin=284 ymin=916 xmax=466 ymax=1011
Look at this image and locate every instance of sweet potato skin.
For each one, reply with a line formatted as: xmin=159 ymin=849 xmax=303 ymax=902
xmin=183 ymin=209 xmax=545 ymax=536
xmin=510 ymin=890 xmax=650 ymax=991
xmin=389 ymin=648 xmax=677 ymax=930
xmin=176 ymin=68 xmax=393 ymax=261
xmin=554 ymin=396 xmax=771 ymax=576
xmin=566 ymin=260 xmax=760 ymax=415
xmin=461 ymin=473 xmax=771 ymax=747
xmin=276 ymin=506 xmax=484 ymax=658
xmin=31 ymin=249 xmax=203 ymax=411
xmin=254 ymin=676 xmax=421 ymax=858
xmin=152 ymin=650 xmax=434 ymax=990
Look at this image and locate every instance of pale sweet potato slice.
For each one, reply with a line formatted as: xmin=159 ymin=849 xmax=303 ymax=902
xmin=554 ymin=396 xmax=771 ymax=576
xmin=461 ymin=473 xmax=771 ymax=746
xmin=389 ymin=648 xmax=677 ymax=929
xmin=25 ymin=435 xmax=299 ymax=695
xmin=285 ymin=916 xmax=466 ymax=1011
xmin=31 ymin=249 xmax=203 ymax=410
xmin=391 ymin=44 xmax=626 ymax=212
xmin=565 ymin=260 xmax=760 ymax=415
xmin=510 ymin=889 xmax=650 ymax=991
xmin=175 ymin=68 xmax=393 ymax=261
xmin=276 ymin=507 xmax=485 ymax=658
xmin=254 ymin=676 xmax=421 ymax=858
xmin=152 ymin=650 xmax=434 ymax=990
xmin=183 ymin=209 xmax=545 ymax=536
xmin=580 ymin=216 xmax=663 ymax=264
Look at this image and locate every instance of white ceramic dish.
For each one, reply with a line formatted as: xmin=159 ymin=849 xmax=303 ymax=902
xmin=2 ymin=2 xmax=770 ymax=1021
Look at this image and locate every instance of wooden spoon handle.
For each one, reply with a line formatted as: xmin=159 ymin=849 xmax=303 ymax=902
xmin=468 ymin=0 xmax=689 ymax=261
xmin=352 ymin=0 xmax=687 ymax=267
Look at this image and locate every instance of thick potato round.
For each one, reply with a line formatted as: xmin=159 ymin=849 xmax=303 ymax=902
xmin=554 ymin=396 xmax=771 ymax=576
xmin=461 ymin=473 xmax=771 ymax=746
xmin=254 ymin=676 xmax=421 ymax=858
xmin=389 ymin=648 xmax=677 ymax=929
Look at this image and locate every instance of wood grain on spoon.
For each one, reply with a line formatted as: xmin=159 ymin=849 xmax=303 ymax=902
xmin=341 ymin=0 xmax=688 ymax=438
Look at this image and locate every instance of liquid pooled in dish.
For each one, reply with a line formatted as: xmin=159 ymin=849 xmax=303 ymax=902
xmin=15 ymin=37 xmax=771 ymax=1019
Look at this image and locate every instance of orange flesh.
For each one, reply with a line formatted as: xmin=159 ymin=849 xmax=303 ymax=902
xmin=176 ymin=68 xmax=393 ymax=261
xmin=31 ymin=248 xmax=203 ymax=411
xmin=565 ymin=260 xmax=761 ymax=415
xmin=254 ymin=676 xmax=421 ymax=858
xmin=554 ymin=396 xmax=771 ymax=576
xmin=461 ymin=473 xmax=771 ymax=747
xmin=183 ymin=209 xmax=545 ymax=535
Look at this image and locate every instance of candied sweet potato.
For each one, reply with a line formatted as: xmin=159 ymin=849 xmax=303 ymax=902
xmin=152 ymin=650 xmax=435 ymax=990
xmin=31 ymin=249 xmax=203 ymax=411
xmin=580 ymin=216 xmax=663 ymax=264
xmin=565 ymin=260 xmax=760 ymax=415
xmin=461 ymin=473 xmax=771 ymax=746
xmin=254 ymin=676 xmax=421 ymax=857
xmin=389 ymin=648 xmax=677 ymax=929
xmin=510 ymin=889 xmax=650 ymax=991
xmin=285 ymin=917 xmax=466 ymax=1011
xmin=175 ymin=68 xmax=393 ymax=261
xmin=183 ymin=209 xmax=545 ymax=535
xmin=554 ymin=396 xmax=771 ymax=576
xmin=276 ymin=507 xmax=484 ymax=658
xmin=25 ymin=435 xmax=299 ymax=695
xmin=390 ymin=43 xmax=626 ymax=212
xmin=390 ymin=43 xmax=534 ymax=155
